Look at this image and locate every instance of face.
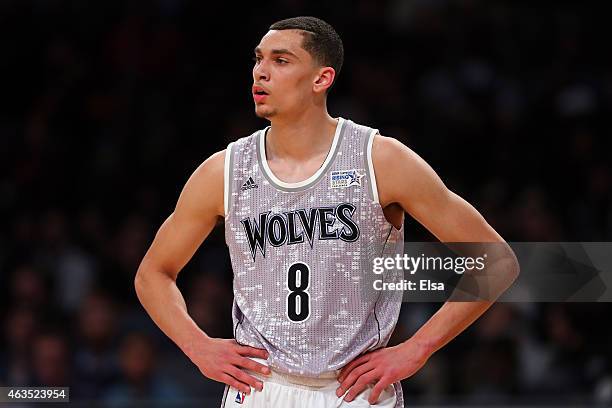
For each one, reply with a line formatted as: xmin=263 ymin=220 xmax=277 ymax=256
xmin=252 ymin=29 xmax=333 ymax=118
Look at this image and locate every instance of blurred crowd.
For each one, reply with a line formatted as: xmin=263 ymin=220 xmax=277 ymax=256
xmin=1 ymin=0 xmax=611 ymax=406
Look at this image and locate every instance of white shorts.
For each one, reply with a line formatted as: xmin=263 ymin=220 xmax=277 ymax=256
xmin=220 ymin=359 xmax=401 ymax=408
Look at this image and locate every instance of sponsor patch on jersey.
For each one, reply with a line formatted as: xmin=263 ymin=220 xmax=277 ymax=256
xmin=235 ymin=390 xmax=246 ymax=404
xmin=330 ymin=169 xmax=364 ymax=188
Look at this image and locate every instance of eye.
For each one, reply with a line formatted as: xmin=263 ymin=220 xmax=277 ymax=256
xmin=275 ymin=58 xmax=288 ymax=64
xmin=252 ymin=56 xmax=262 ymax=63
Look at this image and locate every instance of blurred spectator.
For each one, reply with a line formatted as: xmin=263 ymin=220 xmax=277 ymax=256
xmin=73 ymin=291 xmax=121 ymax=399
xmin=10 ymin=265 xmax=48 ymax=310
xmin=104 ymin=332 xmax=183 ymax=406
xmin=31 ymin=332 xmax=71 ymax=387
xmin=0 ymin=307 xmax=38 ymax=386
xmin=39 ymin=210 xmax=98 ymax=312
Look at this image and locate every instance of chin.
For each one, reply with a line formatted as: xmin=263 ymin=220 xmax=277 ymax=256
xmin=255 ymin=106 xmax=276 ymax=118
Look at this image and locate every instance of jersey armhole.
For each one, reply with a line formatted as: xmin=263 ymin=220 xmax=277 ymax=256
xmin=366 ymin=129 xmax=380 ymax=204
xmin=223 ymin=142 xmax=235 ymax=217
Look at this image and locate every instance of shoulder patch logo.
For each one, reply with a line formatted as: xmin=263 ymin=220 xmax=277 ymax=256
xmin=241 ymin=176 xmax=258 ymax=191
xmin=330 ymin=170 xmax=364 ymax=188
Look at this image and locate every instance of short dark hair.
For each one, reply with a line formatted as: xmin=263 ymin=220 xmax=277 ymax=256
xmin=269 ymin=16 xmax=344 ymax=93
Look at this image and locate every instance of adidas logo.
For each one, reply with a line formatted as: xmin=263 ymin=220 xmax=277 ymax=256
xmin=241 ymin=176 xmax=258 ymax=191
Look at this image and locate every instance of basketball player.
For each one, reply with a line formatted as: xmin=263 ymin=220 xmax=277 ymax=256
xmin=135 ymin=17 xmax=519 ymax=408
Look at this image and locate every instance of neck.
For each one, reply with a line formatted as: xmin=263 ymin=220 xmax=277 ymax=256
xmin=266 ymin=108 xmax=338 ymax=162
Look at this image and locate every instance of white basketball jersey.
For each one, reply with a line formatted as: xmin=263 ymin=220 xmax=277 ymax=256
xmin=223 ymin=117 xmax=404 ymax=406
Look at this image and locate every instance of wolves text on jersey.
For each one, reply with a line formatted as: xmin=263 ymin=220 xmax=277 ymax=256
xmin=239 ymin=203 xmax=360 ymax=261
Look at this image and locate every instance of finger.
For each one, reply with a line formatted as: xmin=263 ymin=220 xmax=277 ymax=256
xmin=338 ymin=354 xmax=371 ymax=382
xmin=368 ymin=377 xmax=390 ymax=405
xmin=235 ymin=356 xmax=271 ymax=375
xmin=238 ymin=345 xmax=269 ymax=359
xmin=228 ymin=366 xmax=264 ymax=392
xmin=344 ymin=370 xmax=379 ymax=402
xmin=220 ymin=373 xmax=251 ymax=395
xmin=340 ymin=361 xmax=375 ymax=390
xmin=336 ymin=362 xmax=375 ymax=397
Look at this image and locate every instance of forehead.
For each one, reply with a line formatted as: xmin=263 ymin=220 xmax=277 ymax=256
xmin=255 ymin=29 xmax=308 ymax=56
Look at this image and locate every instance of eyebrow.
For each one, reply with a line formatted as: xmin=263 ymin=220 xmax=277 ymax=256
xmin=253 ymin=47 xmax=300 ymax=60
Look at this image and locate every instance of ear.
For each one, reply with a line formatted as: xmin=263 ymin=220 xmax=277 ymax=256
xmin=313 ymin=67 xmax=336 ymax=94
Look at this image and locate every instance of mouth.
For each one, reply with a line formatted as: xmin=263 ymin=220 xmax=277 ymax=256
xmin=253 ymin=87 xmax=269 ymax=103
xmin=252 ymin=85 xmax=270 ymax=96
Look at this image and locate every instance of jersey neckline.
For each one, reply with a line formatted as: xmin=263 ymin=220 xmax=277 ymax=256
xmin=257 ymin=117 xmax=345 ymax=192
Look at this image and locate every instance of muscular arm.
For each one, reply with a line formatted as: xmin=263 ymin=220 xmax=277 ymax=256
xmin=135 ymin=150 xmax=269 ymax=395
xmin=373 ymin=135 xmax=519 ymax=353
xmin=337 ymin=135 xmax=520 ymax=403
xmin=134 ymin=150 xmax=225 ymax=354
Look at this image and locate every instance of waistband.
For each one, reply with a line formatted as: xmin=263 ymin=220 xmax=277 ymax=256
xmin=246 ymin=357 xmax=341 ymax=390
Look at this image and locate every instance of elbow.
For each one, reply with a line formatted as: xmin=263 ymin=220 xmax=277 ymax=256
xmin=490 ymin=242 xmax=521 ymax=295
xmin=501 ymin=245 xmax=521 ymax=289
xmin=134 ymin=258 xmax=176 ymax=300
xmin=134 ymin=258 xmax=153 ymax=301
xmin=508 ymin=246 xmax=521 ymax=281
xmin=134 ymin=265 xmax=146 ymax=301
xmin=513 ymin=257 xmax=521 ymax=281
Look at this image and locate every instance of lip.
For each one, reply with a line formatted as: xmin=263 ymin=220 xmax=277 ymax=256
xmin=252 ymin=85 xmax=270 ymax=103
xmin=253 ymin=93 xmax=268 ymax=103
xmin=252 ymin=84 xmax=270 ymax=95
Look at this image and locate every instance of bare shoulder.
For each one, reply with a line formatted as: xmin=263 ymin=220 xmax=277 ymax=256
xmin=371 ymin=134 xmax=448 ymax=209
xmin=371 ymin=134 xmax=420 ymax=169
xmin=190 ymin=149 xmax=225 ymax=182
xmin=176 ymin=149 xmax=226 ymax=219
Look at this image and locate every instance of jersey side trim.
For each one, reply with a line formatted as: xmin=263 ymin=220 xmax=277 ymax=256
xmin=224 ymin=142 xmax=235 ymax=217
xmin=365 ymin=128 xmax=380 ymax=204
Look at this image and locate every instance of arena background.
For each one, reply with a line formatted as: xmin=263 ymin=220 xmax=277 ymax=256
xmin=1 ymin=0 xmax=611 ymax=406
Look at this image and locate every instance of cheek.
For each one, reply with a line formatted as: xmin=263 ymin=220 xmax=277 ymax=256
xmin=272 ymin=69 xmax=312 ymax=106
xmin=288 ymin=75 xmax=312 ymax=101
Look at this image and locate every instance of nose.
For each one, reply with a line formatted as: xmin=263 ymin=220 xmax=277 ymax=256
xmin=253 ymin=60 xmax=269 ymax=82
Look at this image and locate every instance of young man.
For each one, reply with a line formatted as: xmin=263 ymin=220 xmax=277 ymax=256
xmin=135 ymin=17 xmax=519 ymax=408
